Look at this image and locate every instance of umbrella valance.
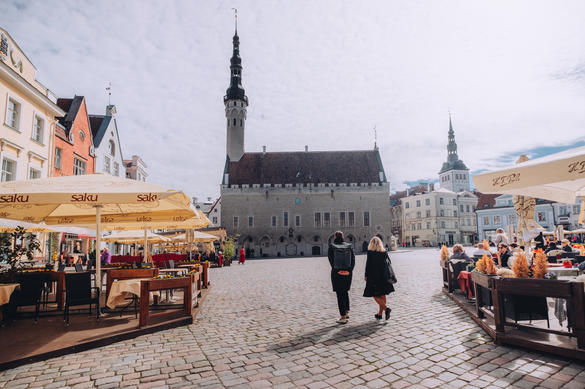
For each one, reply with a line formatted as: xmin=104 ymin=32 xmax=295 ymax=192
xmin=171 ymin=231 xmax=218 ymax=243
xmin=0 ymin=174 xmax=193 ymax=224
xmin=473 ymin=146 xmax=585 ymax=204
xmin=102 ymin=230 xmax=170 ymax=244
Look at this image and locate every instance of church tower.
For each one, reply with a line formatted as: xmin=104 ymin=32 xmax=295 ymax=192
xmin=439 ymin=115 xmax=470 ymax=192
xmin=224 ymin=24 xmax=248 ymax=162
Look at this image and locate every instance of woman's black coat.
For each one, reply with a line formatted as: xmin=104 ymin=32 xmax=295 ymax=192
xmin=327 ymin=244 xmax=355 ymax=292
xmin=363 ymin=250 xmax=395 ymax=297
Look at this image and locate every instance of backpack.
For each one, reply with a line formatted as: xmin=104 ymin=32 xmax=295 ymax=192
xmin=332 ymin=243 xmax=352 ymax=269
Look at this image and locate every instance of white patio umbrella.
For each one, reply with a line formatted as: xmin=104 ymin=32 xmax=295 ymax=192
xmin=170 ymin=231 xmax=218 ymax=243
xmin=0 ymin=174 xmax=195 ymax=288
xmin=102 ymin=230 xmax=171 ymax=244
xmin=473 ymin=145 xmax=585 ymax=225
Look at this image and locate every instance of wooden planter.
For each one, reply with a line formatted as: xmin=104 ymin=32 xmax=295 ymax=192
xmin=139 ymin=277 xmax=192 ymax=328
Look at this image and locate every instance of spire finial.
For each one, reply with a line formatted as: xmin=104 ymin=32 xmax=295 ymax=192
xmin=232 ymin=8 xmax=238 ymax=34
xmin=106 ymin=82 xmax=112 ymax=105
xmin=373 ymin=125 xmax=378 ymax=150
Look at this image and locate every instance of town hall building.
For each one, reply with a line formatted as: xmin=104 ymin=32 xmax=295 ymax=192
xmin=219 ymin=28 xmax=391 ymax=257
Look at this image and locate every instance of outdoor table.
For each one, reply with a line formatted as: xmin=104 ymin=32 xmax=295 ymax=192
xmin=0 ymin=283 xmax=20 ymax=306
xmin=549 ymin=268 xmax=581 ymax=277
xmin=106 ymin=278 xmax=159 ymax=309
xmin=457 ymin=271 xmax=475 ymax=299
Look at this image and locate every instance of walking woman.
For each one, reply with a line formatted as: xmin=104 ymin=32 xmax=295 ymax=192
xmin=238 ymin=248 xmax=246 ymax=264
xmin=328 ymin=231 xmax=355 ymax=324
xmin=363 ymin=237 xmax=394 ymax=321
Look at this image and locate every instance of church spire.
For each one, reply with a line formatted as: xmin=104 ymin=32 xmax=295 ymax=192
xmin=439 ymin=113 xmax=468 ymax=174
xmin=225 ymin=9 xmax=247 ymax=103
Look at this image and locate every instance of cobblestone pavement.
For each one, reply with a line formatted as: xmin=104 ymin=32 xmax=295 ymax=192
xmin=2 ymin=248 xmax=585 ymax=388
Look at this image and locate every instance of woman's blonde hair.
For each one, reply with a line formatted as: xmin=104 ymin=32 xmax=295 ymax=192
xmin=452 ymin=244 xmax=464 ymax=253
xmin=496 ymin=228 xmax=504 ymax=234
xmin=368 ymin=236 xmax=385 ymax=252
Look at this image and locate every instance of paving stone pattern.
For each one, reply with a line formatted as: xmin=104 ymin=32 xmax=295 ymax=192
xmin=2 ymin=248 xmax=585 ymax=388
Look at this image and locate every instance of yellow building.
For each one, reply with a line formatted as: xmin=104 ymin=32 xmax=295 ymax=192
xmin=0 ymin=27 xmax=64 ymax=182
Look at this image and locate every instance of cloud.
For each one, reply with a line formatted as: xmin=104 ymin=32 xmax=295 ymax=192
xmin=2 ymin=0 xmax=585 ymax=199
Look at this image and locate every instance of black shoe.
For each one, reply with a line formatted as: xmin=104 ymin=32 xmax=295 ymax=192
xmin=385 ymin=307 xmax=391 ymax=320
xmin=374 ymin=314 xmax=382 ymax=320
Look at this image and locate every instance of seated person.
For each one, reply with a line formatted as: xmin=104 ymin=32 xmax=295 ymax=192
xmin=544 ymin=242 xmax=558 ymax=254
xmin=449 ymin=244 xmax=473 ymax=284
xmin=471 ymin=243 xmax=491 ymax=257
xmin=561 ymin=239 xmax=575 ymax=253
xmin=497 ymin=244 xmax=511 ymax=267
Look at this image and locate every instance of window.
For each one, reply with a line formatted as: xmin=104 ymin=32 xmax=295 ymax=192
xmin=5 ymin=98 xmax=20 ymax=130
xmin=426 ymin=210 xmax=431 ymax=217
xmin=537 ymin=212 xmax=546 ymax=222
xmin=417 ymin=223 xmax=421 ymax=230
xmin=248 ymin=216 xmax=254 ymax=227
xmin=441 ymin=221 xmax=446 ymax=228
xmin=440 ymin=210 xmax=444 ymax=217
xmin=364 ymin=211 xmax=370 ymax=227
xmin=315 ymin=212 xmax=322 ymax=228
xmin=113 ymin=162 xmax=120 ymax=176
xmin=508 ymin=214 xmax=516 ymax=225
xmin=283 ymin=212 xmax=289 ymax=227
xmin=104 ymin=156 xmax=111 ymax=173
xmin=324 ymin=212 xmax=331 ymax=228
xmin=339 ymin=212 xmax=346 ymax=227
xmin=233 ymin=118 xmax=236 ymax=126
xmin=405 ymin=202 xmax=410 ymax=209
xmin=439 ymin=198 xmax=444 ymax=205
xmin=416 ymin=200 xmax=421 ymax=207
xmin=348 ymin=212 xmax=355 ymax=227
xmin=109 ymin=140 xmax=115 ymax=156
xmin=416 ymin=211 xmax=421 ymax=218
xmin=453 ymin=199 xmax=457 ymax=206
xmin=425 ymin=198 xmax=430 ymax=206
xmin=426 ymin=222 xmax=431 ymax=229
xmin=460 ymin=205 xmax=464 ymax=212
xmin=494 ymin=215 xmax=501 ymax=225
xmin=455 ymin=222 xmax=459 ymax=228
xmin=295 ymin=215 xmax=301 ymax=227
xmin=54 ymin=148 xmax=62 ymax=169
xmin=466 ymin=205 xmax=470 ymax=212
xmin=212 ymin=217 xmax=218 ymax=224
xmin=272 ymin=216 xmax=277 ymax=227
xmin=1 ymin=158 xmax=16 ymax=182
xmin=32 ymin=115 xmax=44 ymax=143
xmin=240 ymin=119 xmax=243 ymax=127
xmin=454 ymin=210 xmax=458 ymax=217
xmin=79 ymin=130 xmax=86 ymax=142
xmin=28 ymin=167 xmax=41 ymax=179
xmin=73 ymin=158 xmax=86 ymax=175
xmin=483 ymin=216 xmax=490 ymax=226
xmin=233 ymin=216 xmax=239 ymax=228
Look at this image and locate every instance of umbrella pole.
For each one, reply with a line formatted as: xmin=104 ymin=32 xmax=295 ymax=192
xmin=95 ymin=206 xmax=102 ymax=304
xmin=143 ymin=228 xmax=148 ymax=263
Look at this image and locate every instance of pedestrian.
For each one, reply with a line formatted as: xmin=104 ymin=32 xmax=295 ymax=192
xmin=328 ymin=231 xmax=355 ymax=324
xmin=238 ymin=248 xmax=246 ymax=264
xmin=363 ymin=236 xmax=394 ymax=321
xmin=494 ymin=228 xmax=508 ymax=247
xmin=101 ymin=247 xmax=111 ymax=265
xmin=218 ymin=251 xmax=223 ymax=267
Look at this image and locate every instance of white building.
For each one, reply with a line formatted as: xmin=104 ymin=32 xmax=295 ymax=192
xmin=400 ymin=117 xmax=478 ymax=246
xmin=124 ymin=155 xmax=147 ymax=181
xmin=89 ymin=105 xmax=124 ymax=177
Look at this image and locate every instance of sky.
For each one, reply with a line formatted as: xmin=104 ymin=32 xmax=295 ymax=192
xmin=2 ymin=0 xmax=585 ymax=199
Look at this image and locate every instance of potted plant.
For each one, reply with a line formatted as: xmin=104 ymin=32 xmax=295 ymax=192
xmin=0 ymin=227 xmax=41 ymax=283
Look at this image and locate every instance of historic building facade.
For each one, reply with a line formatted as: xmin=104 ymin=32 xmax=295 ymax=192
xmin=89 ymin=104 xmax=124 ymax=177
xmin=220 ymin=28 xmax=391 ymax=257
xmin=53 ymin=96 xmax=95 ymax=176
xmin=400 ymin=118 xmax=478 ymax=246
xmin=0 ymin=27 xmax=64 ymax=182
xmin=124 ymin=155 xmax=147 ymax=181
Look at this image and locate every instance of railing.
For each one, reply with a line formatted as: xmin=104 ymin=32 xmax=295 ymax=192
xmin=139 ymin=277 xmax=192 ymax=327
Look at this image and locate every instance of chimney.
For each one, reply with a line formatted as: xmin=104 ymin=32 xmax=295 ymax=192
xmin=262 ymin=146 xmax=266 ymax=154
xmin=305 ymin=145 xmax=309 ymax=152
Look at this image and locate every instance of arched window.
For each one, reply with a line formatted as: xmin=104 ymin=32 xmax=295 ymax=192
xmin=79 ymin=130 xmax=85 ymax=142
xmin=233 ymin=118 xmax=236 ymax=126
xmin=109 ymin=140 xmax=115 ymax=156
xmin=240 ymin=119 xmax=243 ymax=127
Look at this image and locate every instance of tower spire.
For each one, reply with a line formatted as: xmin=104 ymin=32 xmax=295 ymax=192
xmin=232 ymin=8 xmax=237 ymax=34
xmin=225 ymin=9 xmax=247 ymax=103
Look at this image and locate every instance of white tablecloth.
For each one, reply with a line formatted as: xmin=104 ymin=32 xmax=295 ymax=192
xmin=0 ymin=283 xmax=20 ymax=305
xmin=106 ymin=278 xmax=159 ymax=309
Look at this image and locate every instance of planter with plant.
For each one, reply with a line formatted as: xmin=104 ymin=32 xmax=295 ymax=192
xmin=0 ymin=227 xmax=41 ymax=283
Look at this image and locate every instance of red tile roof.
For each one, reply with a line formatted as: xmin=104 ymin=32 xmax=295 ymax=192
xmin=476 ymin=193 xmax=499 ymax=209
xmin=226 ymin=150 xmax=385 ymax=186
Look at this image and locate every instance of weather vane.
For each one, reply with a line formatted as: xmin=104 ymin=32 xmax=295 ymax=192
xmin=106 ymin=82 xmax=112 ymax=105
xmin=232 ymin=8 xmax=237 ymax=32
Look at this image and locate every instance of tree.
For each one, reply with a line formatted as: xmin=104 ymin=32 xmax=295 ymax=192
xmin=0 ymin=227 xmax=41 ymax=282
xmin=223 ymin=235 xmax=238 ymax=260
